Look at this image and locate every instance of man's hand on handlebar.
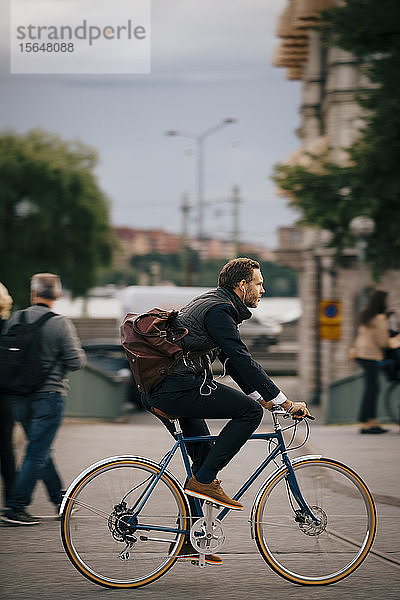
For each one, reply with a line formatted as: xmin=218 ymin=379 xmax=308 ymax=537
xmin=285 ymin=400 xmax=310 ymax=419
xmin=260 ymin=398 xmax=311 ymax=419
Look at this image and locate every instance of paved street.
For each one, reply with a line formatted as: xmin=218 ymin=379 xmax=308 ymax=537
xmin=1 ymin=388 xmax=399 ymax=600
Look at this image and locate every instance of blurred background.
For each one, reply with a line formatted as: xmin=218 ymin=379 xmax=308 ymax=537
xmin=1 ymin=0 xmax=400 ymax=422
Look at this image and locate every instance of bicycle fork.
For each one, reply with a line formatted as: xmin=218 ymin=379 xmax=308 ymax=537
xmin=283 ymin=456 xmax=321 ymax=526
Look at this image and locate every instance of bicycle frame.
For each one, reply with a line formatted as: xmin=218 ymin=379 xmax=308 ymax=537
xmin=128 ymin=415 xmax=320 ymax=537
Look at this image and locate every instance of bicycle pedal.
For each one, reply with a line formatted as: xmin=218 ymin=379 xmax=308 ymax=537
xmin=205 ymin=500 xmax=221 ymax=509
xmin=190 ymin=559 xmax=204 ymax=567
xmin=190 ymin=561 xmax=206 ymax=568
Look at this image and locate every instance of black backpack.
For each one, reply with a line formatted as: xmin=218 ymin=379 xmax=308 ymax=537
xmin=0 ymin=310 xmax=56 ymax=395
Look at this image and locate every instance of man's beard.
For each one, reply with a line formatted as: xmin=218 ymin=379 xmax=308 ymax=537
xmin=245 ymin=293 xmax=259 ymax=308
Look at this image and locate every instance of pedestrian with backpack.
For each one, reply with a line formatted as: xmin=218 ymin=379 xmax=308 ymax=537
xmin=0 ymin=273 xmax=86 ymax=526
xmin=0 ymin=282 xmax=16 ymax=509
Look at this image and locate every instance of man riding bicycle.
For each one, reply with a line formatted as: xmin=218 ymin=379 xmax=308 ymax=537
xmin=142 ymin=257 xmax=309 ymax=562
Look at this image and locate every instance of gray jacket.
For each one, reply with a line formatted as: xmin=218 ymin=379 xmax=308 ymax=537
xmin=4 ymin=304 xmax=86 ymax=394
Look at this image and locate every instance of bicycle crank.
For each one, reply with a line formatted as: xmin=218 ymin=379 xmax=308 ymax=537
xmin=190 ymin=502 xmax=226 ymax=562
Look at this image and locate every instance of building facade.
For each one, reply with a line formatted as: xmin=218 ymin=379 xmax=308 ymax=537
xmin=273 ymin=0 xmax=400 ymax=406
xmin=114 ymin=226 xmax=274 ymax=267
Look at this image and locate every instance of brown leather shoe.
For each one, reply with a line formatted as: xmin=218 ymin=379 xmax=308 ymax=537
xmin=184 ymin=476 xmax=243 ymax=510
xmin=169 ymin=540 xmax=223 ymax=565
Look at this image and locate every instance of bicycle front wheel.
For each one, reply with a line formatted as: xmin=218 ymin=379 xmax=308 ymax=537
xmin=254 ymin=457 xmax=376 ymax=585
xmin=61 ymin=457 xmax=189 ymax=588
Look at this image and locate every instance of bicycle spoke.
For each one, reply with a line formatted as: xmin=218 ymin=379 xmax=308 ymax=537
xmin=61 ymin=458 xmax=188 ymax=588
xmin=254 ymin=458 xmax=376 ymax=584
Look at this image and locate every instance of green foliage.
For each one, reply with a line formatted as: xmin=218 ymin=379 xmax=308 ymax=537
xmin=0 ymin=129 xmax=114 ymax=306
xmin=258 ymin=260 xmax=298 ymax=296
xmin=98 ymin=266 xmax=138 ymax=287
xmin=273 ymin=161 xmax=369 ymax=253
xmin=130 ymin=252 xmax=191 ymax=286
xmin=101 ymin=252 xmax=298 ymax=296
xmin=321 ymin=0 xmax=400 ymax=58
xmin=273 ymin=0 xmax=400 ymax=274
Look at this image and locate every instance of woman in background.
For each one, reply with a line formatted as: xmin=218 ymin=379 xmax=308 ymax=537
xmin=0 ymin=283 xmax=16 ymax=507
xmin=354 ymin=289 xmax=400 ymax=434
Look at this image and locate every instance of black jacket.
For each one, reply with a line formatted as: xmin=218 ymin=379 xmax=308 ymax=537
xmin=155 ymin=287 xmax=280 ymax=401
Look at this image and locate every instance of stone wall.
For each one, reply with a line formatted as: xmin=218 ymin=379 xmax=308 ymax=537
xmin=297 ymin=245 xmax=400 ymax=407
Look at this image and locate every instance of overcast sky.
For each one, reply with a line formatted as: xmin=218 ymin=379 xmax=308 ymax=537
xmin=0 ymin=0 xmax=302 ymax=248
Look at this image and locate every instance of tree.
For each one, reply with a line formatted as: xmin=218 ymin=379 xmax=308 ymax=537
xmin=104 ymin=251 xmax=297 ymax=295
xmin=0 ymin=129 xmax=114 ymax=306
xmin=273 ymin=0 xmax=400 ymax=275
xmin=259 ymin=260 xmax=298 ymax=296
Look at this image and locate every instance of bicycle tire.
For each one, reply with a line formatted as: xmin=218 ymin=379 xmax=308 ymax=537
xmin=253 ymin=457 xmax=376 ymax=585
xmin=384 ymin=381 xmax=400 ymax=424
xmin=61 ymin=456 xmax=189 ymax=588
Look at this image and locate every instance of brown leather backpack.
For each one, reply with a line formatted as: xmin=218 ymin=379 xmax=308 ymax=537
xmin=120 ymin=309 xmax=188 ymax=394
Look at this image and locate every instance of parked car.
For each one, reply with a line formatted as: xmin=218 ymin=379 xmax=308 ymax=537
xmin=82 ymin=342 xmax=143 ymax=410
xmin=239 ymin=315 xmax=282 ymax=350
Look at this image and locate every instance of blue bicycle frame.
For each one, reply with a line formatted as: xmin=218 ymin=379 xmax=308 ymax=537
xmin=129 ymin=424 xmax=319 ymax=536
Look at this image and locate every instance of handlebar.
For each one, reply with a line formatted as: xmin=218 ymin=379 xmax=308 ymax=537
xmin=293 ymin=410 xmax=315 ymax=420
xmin=271 ymin=405 xmax=315 ymax=421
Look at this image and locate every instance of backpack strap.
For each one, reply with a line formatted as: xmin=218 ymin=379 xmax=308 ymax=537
xmin=18 ymin=310 xmax=56 ymax=328
xmin=28 ymin=311 xmax=59 ymax=382
xmin=32 ymin=311 xmax=57 ymax=328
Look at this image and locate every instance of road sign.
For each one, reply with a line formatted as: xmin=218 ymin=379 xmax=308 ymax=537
xmin=319 ymin=300 xmax=342 ymax=340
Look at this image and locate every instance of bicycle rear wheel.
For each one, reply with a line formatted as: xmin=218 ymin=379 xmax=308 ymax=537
xmin=61 ymin=456 xmax=189 ymax=588
xmin=254 ymin=457 xmax=376 ymax=585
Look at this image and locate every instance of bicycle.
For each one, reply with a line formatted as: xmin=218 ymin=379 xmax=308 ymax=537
xmin=60 ymin=406 xmax=376 ymax=588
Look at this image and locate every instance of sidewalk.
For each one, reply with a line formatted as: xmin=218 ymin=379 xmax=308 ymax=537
xmin=30 ymin=408 xmax=400 ymax=509
xmin=3 ymin=408 xmax=399 ymax=600
xmin=304 ymin=419 xmax=400 ymax=506
xmin=222 ymin=374 xmax=400 ymax=506
xmin=9 ymin=384 xmax=400 ymax=508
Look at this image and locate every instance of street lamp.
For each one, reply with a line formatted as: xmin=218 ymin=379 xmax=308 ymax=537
xmin=166 ymin=117 xmax=237 ymax=240
xmin=350 ymin=215 xmax=375 ymax=312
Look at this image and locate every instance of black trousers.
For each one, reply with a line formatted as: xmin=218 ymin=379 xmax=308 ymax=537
xmin=0 ymin=396 xmax=16 ymax=506
xmin=143 ymin=381 xmax=263 ymax=483
xmin=356 ymin=359 xmax=380 ymax=423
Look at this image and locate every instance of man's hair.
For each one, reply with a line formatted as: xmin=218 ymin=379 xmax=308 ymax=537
xmin=31 ymin=273 xmax=62 ymax=300
xmin=218 ymin=257 xmax=260 ymax=289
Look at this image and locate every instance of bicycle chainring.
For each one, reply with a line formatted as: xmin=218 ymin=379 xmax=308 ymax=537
xmin=189 ymin=517 xmax=226 ymax=553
